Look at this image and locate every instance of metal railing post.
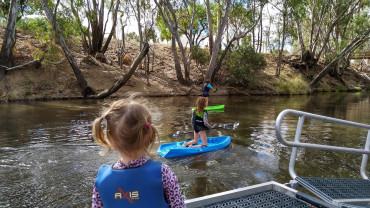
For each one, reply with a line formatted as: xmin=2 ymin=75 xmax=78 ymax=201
xmin=289 ymin=115 xmax=305 ymax=179
xmin=275 ymin=109 xmax=370 ymax=180
xmin=360 ymin=130 xmax=370 ymax=179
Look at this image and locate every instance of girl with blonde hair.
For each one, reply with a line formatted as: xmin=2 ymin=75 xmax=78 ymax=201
xmin=92 ymin=98 xmax=185 ymax=208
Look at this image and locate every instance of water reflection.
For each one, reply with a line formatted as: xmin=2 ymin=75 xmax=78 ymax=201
xmin=1 ymin=92 xmax=370 ymax=206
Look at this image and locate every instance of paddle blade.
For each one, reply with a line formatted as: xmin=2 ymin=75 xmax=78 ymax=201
xmin=172 ymin=130 xmax=192 ymax=138
xmin=172 ymin=131 xmax=181 ymax=138
xmin=223 ymin=121 xmax=240 ymax=129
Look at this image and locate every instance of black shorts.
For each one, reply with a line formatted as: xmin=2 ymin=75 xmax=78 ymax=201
xmin=202 ymin=92 xmax=209 ymax=97
xmin=194 ymin=125 xmax=208 ymax=133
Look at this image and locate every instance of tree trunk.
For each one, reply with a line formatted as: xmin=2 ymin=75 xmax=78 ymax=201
xmin=204 ymin=0 xmax=231 ymax=82
xmin=258 ymin=12 xmax=263 ymax=53
xmin=205 ymin=0 xmax=213 ymax=55
xmin=70 ymin=0 xmax=90 ymax=53
xmin=308 ymin=0 xmax=316 ymax=51
xmin=0 ymin=0 xmax=19 ymax=79
xmin=137 ymin=0 xmax=143 ymax=52
xmin=101 ymin=0 xmax=120 ymax=54
xmin=154 ymin=0 xmax=190 ymax=83
xmin=40 ymin=0 xmax=95 ymax=97
xmin=90 ymin=43 xmax=150 ymax=99
xmin=171 ymin=36 xmax=186 ymax=84
xmin=88 ymin=0 xmax=105 ymax=55
xmin=295 ymin=17 xmax=305 ymax=59
xmin=276 ymin=3 xmax=287 ymax=77
xmin=118 ymin=22 xmax=126 ymax=69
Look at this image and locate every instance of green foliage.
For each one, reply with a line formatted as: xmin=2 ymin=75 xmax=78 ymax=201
xmin=33 ymin=42 xmax=63 ymax=63
xmin=17 ymin=17 xmax=51 ymax=40
xmin=353 ymin=86 xmax=362 ymax=91
xmin=144 ymin=28 xmax=157 ymax=43
xmin=226 ymin=44 xmax=266 ymax=86
xmin=155 ymin=2 xmax=208 ymax=44
xmin=155 ymin=10 xmax=172 ymax=42
xmin=6 ymin=89 xmax=17 ymax=101
xmin=17 ymin=16 xmax=80 ymax=40
xmin=192 ymin=45 xmax=210 ymax=66
xmin=126 ymin=32 xmax=139 ymax=41
xmin=275 ymin=75 xmax=309 ymax=94
xmin=334 ymin=84 xmax=348 ymax=92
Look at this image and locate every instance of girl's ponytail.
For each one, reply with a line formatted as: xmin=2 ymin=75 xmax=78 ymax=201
xmin=92 ymin=116 xmax=111 ymax=155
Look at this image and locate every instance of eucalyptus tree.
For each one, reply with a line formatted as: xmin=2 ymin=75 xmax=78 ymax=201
xmin=292 ymin=0 xmax=366 ymax=67
xmin=154 ymin=0 xmax=199 ymax=84
xmin=204 ymin=0 xmax=265 ymax=81
xmin=128 ymin=0 xmax=158 ymax=84
xmin=70 ymin=0 xmax=120 ymax=55
xmin=204 ymin=0 xmax=231 ymax=82
xmin=211 ymin=0 xmax=265 ymax=79
xmin=309 ymin=28 xmax=370 ymax=89
xmin=270 ymin=0 xmax=290 ymax=76
xmin=40 ymin=0 xmax=95 ymax=97
xmin=289 ymin=0 xmax=369 ymax=89
xmin=204 ymin=0 xmax=213 ymax=54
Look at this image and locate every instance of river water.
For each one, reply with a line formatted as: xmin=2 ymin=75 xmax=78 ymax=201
xmin=1 ymin=93 xmax=370 ymax=207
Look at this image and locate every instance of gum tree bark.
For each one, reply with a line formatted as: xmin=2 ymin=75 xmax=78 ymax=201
xmin=204 ymin=0 xmax=231 ymax=82
xmin=0 ymin=0 xmax=19 ymax=80
xmin=205 ymin=0 xmax=213 ymax=55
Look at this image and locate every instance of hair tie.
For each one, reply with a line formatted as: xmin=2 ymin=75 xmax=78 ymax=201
xmin=146 ymin=122 xmax=150 ymax=127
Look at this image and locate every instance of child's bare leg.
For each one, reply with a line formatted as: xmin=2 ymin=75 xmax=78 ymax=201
xmin=199 ymin=131 xmax=208 ymax=146
xmin=183 ymin=132 xmax=199 ymax=147
xmin=190 ymin=131 xmax=207 ymax=148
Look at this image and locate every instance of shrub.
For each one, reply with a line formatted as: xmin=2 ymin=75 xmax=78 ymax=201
xmin=192 ymin=45 xmax=210 ymax=67
xmin=334 ymin=84 xmax=348 ymax=92
xmin=226 ymin=45 xmax=266 ymax=86
xmin=126 ymin=32 xmax=139 ymax=41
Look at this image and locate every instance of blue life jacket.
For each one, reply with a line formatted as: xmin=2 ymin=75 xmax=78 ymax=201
xmin=94 ymin=159 xmax=169 ymax=208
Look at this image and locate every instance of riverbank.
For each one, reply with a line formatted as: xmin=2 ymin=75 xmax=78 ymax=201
xmin=1 ymin=28 xmax=370 ymax=102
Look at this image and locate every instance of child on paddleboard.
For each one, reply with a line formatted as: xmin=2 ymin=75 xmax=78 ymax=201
xmin=201 ymin=79 xmax=213 ymax=106
xmin=183 ymin=97 xmax=213 ymax=148
xmin=92 ymin=97 xmax=185 ymax=208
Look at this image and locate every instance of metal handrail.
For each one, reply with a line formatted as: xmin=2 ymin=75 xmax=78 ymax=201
xmin=275 ymin=109 xmax=370 ymax=179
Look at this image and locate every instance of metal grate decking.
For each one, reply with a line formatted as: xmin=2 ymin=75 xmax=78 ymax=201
xmin=185 ymin=181 xmax=335 ymax=208
xmin=296 ymin=177 xmax=370 ymax=201
xmin=202 ymin=190 xmax=313 ymax=208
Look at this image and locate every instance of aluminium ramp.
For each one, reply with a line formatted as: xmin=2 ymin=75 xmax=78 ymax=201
xmin=185 ymin=181 xmax=336 ymax=208
xmin=296 ymin=177 xmax=370 ymax=207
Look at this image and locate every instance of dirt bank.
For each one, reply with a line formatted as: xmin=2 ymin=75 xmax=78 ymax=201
xmin=1 ymin=28 xmax=369 ymax=103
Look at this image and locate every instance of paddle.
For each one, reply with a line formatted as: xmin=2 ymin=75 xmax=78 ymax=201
xmin=172 ymin=121 xmax=240 ymax=138
xmin=213 ymin=87 xmax=219 ymax=93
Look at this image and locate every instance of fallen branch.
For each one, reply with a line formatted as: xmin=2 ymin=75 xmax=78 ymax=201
xmin=89 ymin=43 xmax=150 ymax=99
xmin=2 ymin=58 xmax=43 ymax=72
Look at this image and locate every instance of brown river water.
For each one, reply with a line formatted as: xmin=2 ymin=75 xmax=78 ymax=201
xmin=1 ymin=92 xmax=370 ymax=207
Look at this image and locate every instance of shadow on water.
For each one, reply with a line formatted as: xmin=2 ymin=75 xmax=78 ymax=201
xmin=1 ymin=92 xmax=370 ymax=206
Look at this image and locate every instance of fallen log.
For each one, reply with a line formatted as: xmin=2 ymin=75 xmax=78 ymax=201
xmin=2 ymin=58 xmax=43 ymax=73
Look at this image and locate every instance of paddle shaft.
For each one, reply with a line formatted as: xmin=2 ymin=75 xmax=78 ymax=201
xmin=172 ymin=122 xmax=239 ymax=138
